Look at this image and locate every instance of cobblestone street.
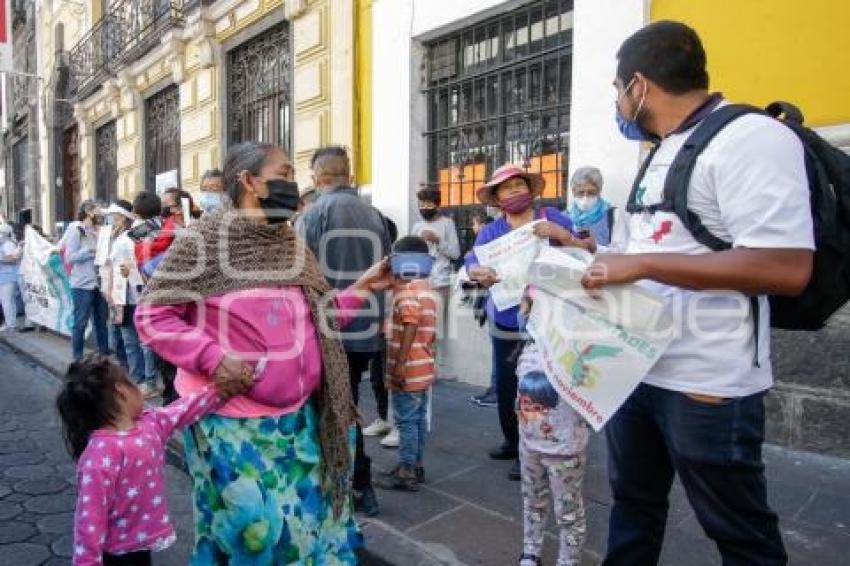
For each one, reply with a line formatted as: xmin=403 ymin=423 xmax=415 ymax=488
xmin=2 ymin=336 xmax=850 ymax=565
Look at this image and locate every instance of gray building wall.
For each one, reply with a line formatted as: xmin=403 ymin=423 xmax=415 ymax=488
xmin=769 ymin=305 xmax=850 ymax=457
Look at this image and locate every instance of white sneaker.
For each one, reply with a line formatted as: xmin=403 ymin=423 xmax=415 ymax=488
xmin=363 ymin=418 xmax=393 ymax=437
xmin=380 ymin=427 xmax=400 ymax=448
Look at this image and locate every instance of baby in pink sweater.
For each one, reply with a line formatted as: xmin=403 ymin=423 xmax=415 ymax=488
xmin=57 ymin=354 xmax=252 ymax=566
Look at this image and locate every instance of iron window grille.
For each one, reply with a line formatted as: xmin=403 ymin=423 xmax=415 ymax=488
xmin=226 ymin=22 xmax=293 ymax=154
xmin=423 ymin=0 xmax=574 ymax=255
xmin=95 ymin=121 xmax=119 ymax=203
xmin=144 ymin=85 xmax=181 ymax=192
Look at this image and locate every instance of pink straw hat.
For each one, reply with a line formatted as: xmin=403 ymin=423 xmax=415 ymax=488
xmin=476 ymin=163 xmax=545 ymax=206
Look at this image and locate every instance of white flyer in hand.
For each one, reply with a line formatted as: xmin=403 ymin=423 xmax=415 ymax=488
xmin=94 ymin=226 xmax=112 ymax=266
xmin=474 ymin=220 xmax=545 ymax=310
xmin=526 ymin=248 xmax=673 ymax=431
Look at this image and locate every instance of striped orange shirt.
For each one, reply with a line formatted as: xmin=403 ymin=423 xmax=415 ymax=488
xmin=386 ymin=279 xmax=437 ymax=392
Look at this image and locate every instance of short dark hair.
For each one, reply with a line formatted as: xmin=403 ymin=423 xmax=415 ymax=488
xmin=201 ymin=168 xmax=223 ymax=184
xmin=616 ymin=21 xmax=709 ymax=94
xmin=416 ymin=187 xmax=441 ymax=205
xmin=132 ymin=191 xmax=162 ymax=220
xmin=164 ymin=188 xmax=195 ymax=211
xmin=114 ymin=199 xmax=133 ymax=214
xmin=393 ymin=235 xmax=429 ymax=255
xmin=77 ymin=200 xmax=97 ymax=221
xmin=310 ymin=146 xmax=350 ymax=183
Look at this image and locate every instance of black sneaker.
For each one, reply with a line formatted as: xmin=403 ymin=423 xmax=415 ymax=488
xmin=353 ymin=486 xmax=380 ymax=517
xmin=390 ymin=465 xmax=420 ymax=492
xmin=470 ymin=388 xmax=498 ymax=407
xmin=489 ymin=445 xmax=519 ymax=460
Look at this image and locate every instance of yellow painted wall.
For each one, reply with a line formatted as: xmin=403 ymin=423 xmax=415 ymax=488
xmin=355 ymin=0 xmax=372 ymax=185
xmin=651 ymin=0 xmax=850 ymax=127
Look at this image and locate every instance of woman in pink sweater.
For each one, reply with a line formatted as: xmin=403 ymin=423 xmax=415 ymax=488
xmin=135 ymin=142 xmax=392 ymax=564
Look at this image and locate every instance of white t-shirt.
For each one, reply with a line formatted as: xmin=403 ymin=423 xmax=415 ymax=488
xmin=411 ymin=216 xmax=460 ymax=288
xmin=625 ymin=104 xmax=814 ymax=397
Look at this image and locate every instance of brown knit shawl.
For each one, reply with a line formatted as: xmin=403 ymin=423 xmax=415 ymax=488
xmin=139 ymin=210 xmax=355 ymax=517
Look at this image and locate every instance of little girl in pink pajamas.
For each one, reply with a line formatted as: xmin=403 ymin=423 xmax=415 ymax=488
xmin=57 ymin=353 xmax=250 ymax=565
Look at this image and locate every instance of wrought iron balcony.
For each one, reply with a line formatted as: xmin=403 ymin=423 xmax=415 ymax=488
xmin=68 ymin=0 xmax=190 ymax=99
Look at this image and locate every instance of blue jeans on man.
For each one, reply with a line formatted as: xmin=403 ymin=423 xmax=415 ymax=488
xmin=604 ymin=383 xmax=787 ymax=566
xmin=108 ymin=305 xmax=146 ymax=384
xmin=71 ymin=288 xmax=109 ymax=360
xmin=394 ymin=390 xmax=429 ymax=468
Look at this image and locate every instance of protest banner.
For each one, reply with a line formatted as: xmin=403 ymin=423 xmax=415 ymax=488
xmin=473 ymin=220 xmax=546 ymax=310
xmin=526 ymin=247 xmax=672 ymax=430
xmin=19 ymin=226 xmax=75 ymax=335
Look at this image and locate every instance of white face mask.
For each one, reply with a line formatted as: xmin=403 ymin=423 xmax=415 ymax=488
xmin=574 ymin=195 xmax=598 ymax=212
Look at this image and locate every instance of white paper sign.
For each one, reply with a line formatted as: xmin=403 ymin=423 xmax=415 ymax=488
xmin=19 ymin=227 xmax=75 ymax=335
xmin=525 ymin=248 xmax=673 ymax=431
xmin=473 ymin=220 xmax=546 ymax=310
xmin=94 ymin=226 xmax=112 ymax=266
xmin=155 ymin=169 xmax=179 ymax=195
xmin=181 ymin=197 xmax=192 ymax=227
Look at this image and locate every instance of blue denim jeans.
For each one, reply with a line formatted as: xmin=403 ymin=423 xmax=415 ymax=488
xmin=71 ymin=288 xmax=109 ymax=360
xmin=108 ymin=305 xmax=146 ymax=384
xmin=393 ymin=390 xmax=429 ymax=467
xmin=141 ymin=344 xmax=160 ymax=384
xmin=604 ymin=383 xmax=786 ymax=566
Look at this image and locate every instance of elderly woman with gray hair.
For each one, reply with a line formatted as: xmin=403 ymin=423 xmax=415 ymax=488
xmin=567 ymin=166 xmax=617 ymax=246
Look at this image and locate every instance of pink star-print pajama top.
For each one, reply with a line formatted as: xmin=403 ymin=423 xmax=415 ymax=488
xmin=72 ymin=386 xmax=222 ymax=565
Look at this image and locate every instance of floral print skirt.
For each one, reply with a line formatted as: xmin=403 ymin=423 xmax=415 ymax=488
xmin=183 ymin=400 xmax=362 ymax=565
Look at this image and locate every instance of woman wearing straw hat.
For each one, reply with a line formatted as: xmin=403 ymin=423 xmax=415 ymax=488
xmin=464 ymin=164 xmax=593 ymax=481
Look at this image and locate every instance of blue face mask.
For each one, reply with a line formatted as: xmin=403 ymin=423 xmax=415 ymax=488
xmin=615 ymin=77 xmax=653 ymax=141
xmin=199 ymin=192 xmax=224 ymax=213
xmin=616 ymin=105 xmax=653 ymax=141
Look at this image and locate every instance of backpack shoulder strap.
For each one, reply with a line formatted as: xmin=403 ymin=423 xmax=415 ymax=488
xmin=607 ymin=206 xmax=616 ymax=240
xmin=664 ymin=103 xmax=763 ymax=252
xmin=626 ymin=144 xmax=661 ymax=214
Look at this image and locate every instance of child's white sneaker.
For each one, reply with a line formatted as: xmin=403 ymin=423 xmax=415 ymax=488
xmin=363 ymin=418 xmax=393 ymax=437
xmin=380 ymin=427 xmax=400 ymax=448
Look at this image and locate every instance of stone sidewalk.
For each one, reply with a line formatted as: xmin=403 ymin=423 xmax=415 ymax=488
xmin=2 ymin=329 xmax=850 ymax=565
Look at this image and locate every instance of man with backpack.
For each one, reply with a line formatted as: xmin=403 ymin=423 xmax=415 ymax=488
xmin=581 ymin=21 xmax=833 ymax=565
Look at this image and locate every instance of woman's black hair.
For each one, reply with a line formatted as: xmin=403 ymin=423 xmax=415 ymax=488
xmin=133 ymin=191 xmax=162 ymax=220
xmin=56 ymin=354 xmax=129 ymax=460
xmin=223 ymin=142 xmax=278 ymax=206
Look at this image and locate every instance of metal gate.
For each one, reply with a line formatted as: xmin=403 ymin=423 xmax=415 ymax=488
xmin=95 ymin=121 xmax=118 ymax=203
xmin=226 ymin=22 xmax=292 ymax=153
xmin=144 ymin=84 xmax=181 ymax=191
xmin=424 ymin=0 xmax=574 ymax=255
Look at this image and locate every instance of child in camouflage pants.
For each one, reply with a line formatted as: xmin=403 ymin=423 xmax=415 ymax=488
xmin=516 ymin=295 xmax=589 ymax=566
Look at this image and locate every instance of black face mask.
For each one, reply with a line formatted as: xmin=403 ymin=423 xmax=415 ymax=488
xmin=419 ymin=208 xmax=438 ymax=221
xmin=259 ymin=179 xmax=300 ymax=224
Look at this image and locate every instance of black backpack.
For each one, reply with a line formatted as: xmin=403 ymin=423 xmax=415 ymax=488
xmin=627 ymin=101 xmax=850 ymax=333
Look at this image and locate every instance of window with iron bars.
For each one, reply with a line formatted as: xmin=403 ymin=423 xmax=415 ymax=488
xmin=424 ymin=0 xmax=573 ymax=256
